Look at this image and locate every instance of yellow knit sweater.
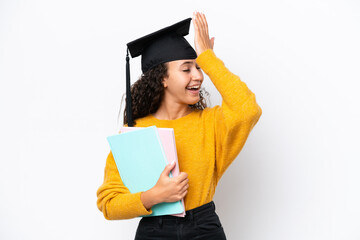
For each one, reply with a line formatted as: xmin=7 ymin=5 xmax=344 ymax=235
xmin=97 ymin=49 xmax=262 ymax=220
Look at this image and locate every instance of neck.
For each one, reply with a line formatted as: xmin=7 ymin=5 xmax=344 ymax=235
xmin=153 ymin=102 xmax=193 ymax=120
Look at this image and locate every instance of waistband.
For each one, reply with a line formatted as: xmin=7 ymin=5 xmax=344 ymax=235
xmin=142 ymin=201 xmax=216 ymax=222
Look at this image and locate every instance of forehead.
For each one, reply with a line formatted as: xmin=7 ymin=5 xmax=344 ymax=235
xmin=168 ymin=59 xmax=197 ymax=68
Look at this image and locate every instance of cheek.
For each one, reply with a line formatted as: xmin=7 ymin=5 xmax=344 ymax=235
xmin=167 ymin=76 xmax=189 ymax=92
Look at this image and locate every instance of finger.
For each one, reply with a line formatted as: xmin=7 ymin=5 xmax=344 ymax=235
xmin=162 ymin=161 xmax=175 ymax=176
xmin=180 ymin=183 xmax=189 ymax=193
xmin=177 ymin=172 xmax=188 ymax=182
xmin=178 ymin=180 xmax=188 ymax=190
xmin=200 ymin=13 xmax=209 ymax=37
xmin=192 ymin=12 xmax=198 ymax=29
xmin=196 ymin=12 xmax=205 ymax=31
xmin=198 ymin=15 xmax=209 ymax=45
xmin=179 ymin=178 xmax=189 ymax=186
xmin=198 ymin=12 xmax=207 ymax=33
xmin=193 ymin=13 xmax=200 ymax=36
xmin=182 ymin=182 xmax=189 ymax=191
xmin=194 ymin=12 xmax=201 ymax=28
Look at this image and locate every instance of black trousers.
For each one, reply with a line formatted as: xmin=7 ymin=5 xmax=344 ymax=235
xmin=134 ymin=201 xmax=227 ymax=240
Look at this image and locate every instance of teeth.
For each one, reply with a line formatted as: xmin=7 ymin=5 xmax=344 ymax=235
xmin=187 ymin=85 xmax=200 ymax=90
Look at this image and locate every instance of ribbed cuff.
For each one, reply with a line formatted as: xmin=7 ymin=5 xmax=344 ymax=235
xmin=196 ymin=49 xmax=218 ymax=71
xmin=135 ymin=191 xmax=153 ymax=216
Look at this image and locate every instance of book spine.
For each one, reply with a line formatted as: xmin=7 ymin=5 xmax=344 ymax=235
xmin=153 ymin=127 xmax=173 ymax=178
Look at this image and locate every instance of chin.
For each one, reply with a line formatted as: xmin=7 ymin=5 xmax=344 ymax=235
xmin=187 ymin=97 xmax=200 ymax=105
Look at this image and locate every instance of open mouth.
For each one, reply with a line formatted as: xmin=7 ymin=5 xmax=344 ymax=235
xmin=186 ymin=85 xmax=200 ymax=95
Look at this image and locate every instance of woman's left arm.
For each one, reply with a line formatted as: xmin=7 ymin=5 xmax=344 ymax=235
xmin=196 ymin=49 xmax=262 ymax=180
xmin=194 ymin=12 xmax=262 ymax=181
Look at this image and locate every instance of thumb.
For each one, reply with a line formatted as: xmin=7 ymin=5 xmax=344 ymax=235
xmin=162 ymin=161 xmax=176 ymax=176
xmin=210 ymin=37 xmax=215 ymax=50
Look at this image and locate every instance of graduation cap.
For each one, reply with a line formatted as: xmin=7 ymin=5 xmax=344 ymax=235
xmin=125 ymin=18 xmax=197 ymax=126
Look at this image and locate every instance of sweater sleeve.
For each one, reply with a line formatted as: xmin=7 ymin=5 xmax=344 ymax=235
xmin=196 ymin=49 xmax=262 ymax=181
xmin=96 ymin=151 xmax=153 ymax=220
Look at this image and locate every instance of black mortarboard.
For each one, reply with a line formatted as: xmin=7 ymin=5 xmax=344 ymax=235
xmin=125 ymin=18 xmax=197 ymax=126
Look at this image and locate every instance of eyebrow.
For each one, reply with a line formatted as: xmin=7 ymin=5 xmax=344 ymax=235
xmin=179 ymin=61 xmax=200 ymax=69
xmin=180 ymin=61 xmax=194 ymax=66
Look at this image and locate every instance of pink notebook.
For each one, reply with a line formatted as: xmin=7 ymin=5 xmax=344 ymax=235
xmin=120 ymin=126 xmax=186 ymax=217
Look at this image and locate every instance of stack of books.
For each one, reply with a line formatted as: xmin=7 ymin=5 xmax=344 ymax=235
xmin=107 ymin=126 xmax=185 ymax=217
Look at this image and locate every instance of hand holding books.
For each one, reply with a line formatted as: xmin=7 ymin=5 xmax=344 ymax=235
xmin=141 ymin=161 xmax=189 ymax=210
xmin=155 ymin=161 xmax=189 ymax=203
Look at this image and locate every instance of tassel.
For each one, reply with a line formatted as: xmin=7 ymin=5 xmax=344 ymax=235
xmin=126 ymin=48 xmax=134 ymax=127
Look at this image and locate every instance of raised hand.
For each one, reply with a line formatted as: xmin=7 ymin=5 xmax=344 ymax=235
xmin=192 ymin=11 xmax=215 ymax=56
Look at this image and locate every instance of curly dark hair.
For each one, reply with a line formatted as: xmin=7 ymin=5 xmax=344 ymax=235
xmin=121 ymin=63 xmax=209 ymax=126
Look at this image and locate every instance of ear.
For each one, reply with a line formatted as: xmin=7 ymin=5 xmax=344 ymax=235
xmin=162 ymin=77 xmax=168 ymax=88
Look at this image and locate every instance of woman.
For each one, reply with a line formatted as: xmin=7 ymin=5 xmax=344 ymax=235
xmin=97 ymin=12 xmax=262 ymax=240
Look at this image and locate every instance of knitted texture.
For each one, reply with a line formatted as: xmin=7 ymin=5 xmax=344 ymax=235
xmin=97 ymin=49 xmax=262 ymax=220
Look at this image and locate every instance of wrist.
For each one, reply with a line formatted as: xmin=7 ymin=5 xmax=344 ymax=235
xmin=149 ymin=187 xmax=163 ymax=205
xmin=197 ymin=48 xmax=212 ymax=58
xmin=140 ymin=187 xmax=162 ymax=210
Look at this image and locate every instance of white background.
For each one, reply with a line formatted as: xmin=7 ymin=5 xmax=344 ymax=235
xmin=1 ymin=0 xmax=359 ymax=239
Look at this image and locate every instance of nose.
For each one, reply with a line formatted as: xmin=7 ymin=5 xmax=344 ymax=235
xmin=192 ymin=67 xmax=203 ymax=82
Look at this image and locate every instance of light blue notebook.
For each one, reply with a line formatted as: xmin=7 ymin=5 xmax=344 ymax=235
xmin=107 ymin=126 xmax=184 ymax=217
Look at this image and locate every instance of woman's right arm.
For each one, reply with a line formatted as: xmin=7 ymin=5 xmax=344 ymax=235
xmin=97 ymin=151 xmax=189 ymax=220
xmin=96 ymin=151 xmax=155 ymax=220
